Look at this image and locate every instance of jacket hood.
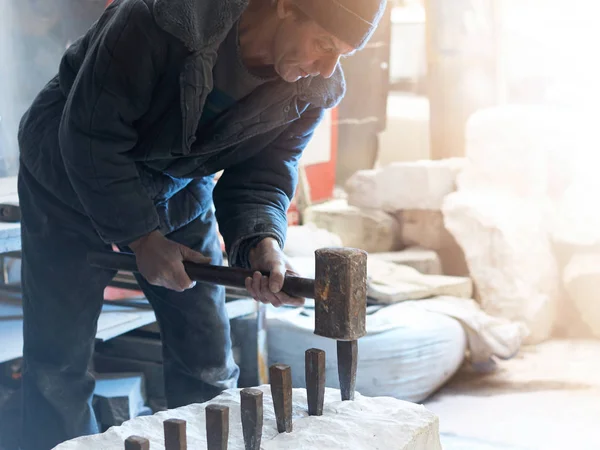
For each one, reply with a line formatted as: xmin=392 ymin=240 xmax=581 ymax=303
xmin=152 ymin=0 xmax=345 ymax=108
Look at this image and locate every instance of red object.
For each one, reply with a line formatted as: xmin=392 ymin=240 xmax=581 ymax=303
xmin=103 ymin=286 xmax=144 ymax=301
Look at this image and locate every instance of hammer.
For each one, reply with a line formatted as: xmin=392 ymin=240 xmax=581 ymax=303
xmin=88 ymin=247 xmax=367 ymax=400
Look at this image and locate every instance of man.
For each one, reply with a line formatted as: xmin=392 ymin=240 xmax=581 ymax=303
xmin=16 ymin=0 xmax=385 ymax=447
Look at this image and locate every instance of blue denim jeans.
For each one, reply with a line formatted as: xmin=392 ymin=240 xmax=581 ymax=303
xmin=17 ymin=166 xmax=239 ymax=450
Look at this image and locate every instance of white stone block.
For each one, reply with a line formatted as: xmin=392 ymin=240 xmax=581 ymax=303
xmin=366 ymin=259 xmax=473 ymax=304
xmin=370 ymin=246 xmax=442 ymax=275
xmin=564 ymin=253 xmax=600 ymax=339
xmin=56 ymin=386 xmax=442 ymax=450
xmin=303 ymin=199 xmax=400 ymax=253
xmin=284 ymin=224 xmax=342 ymax=257
xmin=398 ymin=210 xmax=453 ymax=250
xmin=442 ymin=190 xmax=560 ymax=344
xmin=345 ymin=158 xmax=466 ymax=212
xmin=395 ymin=210 xmax=469 ymax=276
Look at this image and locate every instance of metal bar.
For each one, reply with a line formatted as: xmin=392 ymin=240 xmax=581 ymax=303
xmin=206 ymin=404 xmax=229 ymax=450
xmin=124 ymin=436 xmax=149 ymax=450
xmin=269 ymin=364 xmax=293 ymax=433
xmin=305 ymin=348 xmax=326 ymax=416
xmin=164 ymin=418 xmax=187 ymax=450
xmin=240 ymin=388 xmax=263 ymax=450
xmin=337 ymin=340 xmax=358 ymax=401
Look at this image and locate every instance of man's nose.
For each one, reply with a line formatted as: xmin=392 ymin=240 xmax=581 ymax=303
xmin=319 ymin=54 xmax=341 ymax=79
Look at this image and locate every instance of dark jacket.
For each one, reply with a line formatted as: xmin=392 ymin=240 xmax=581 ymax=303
xmin=18 ymin=0 xmax=345 ymax=267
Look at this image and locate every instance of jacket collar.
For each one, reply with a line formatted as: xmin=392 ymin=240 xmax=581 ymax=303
xmin=152 ymin=0 xmax=345 ymax=109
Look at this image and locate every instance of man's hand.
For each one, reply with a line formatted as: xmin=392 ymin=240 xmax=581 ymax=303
xmin=129 ymin=230 xmax=211 ymax=292
xmin=245 ymin=237 xmax=305 ymax=308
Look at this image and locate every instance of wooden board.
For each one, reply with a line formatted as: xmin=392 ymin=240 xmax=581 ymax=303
xmin=0 ymin=177 xmax=21 ymax=253
xmin=0 ymin=296 xmax=157 ymax=363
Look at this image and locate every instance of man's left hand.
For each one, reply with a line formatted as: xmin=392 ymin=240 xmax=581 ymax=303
xmin=245 ymin=237 xmax=305 ymax=308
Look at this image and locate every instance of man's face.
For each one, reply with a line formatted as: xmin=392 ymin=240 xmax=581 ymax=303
xmin=272 ymin=2 xmax=356 ymax=83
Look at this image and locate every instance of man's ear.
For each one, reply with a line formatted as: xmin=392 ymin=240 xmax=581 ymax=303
xmin=275 ymin=0 xmax=294 ymax=20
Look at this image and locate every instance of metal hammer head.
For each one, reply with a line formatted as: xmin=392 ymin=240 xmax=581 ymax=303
xmin=314 ymin=247 xmax=367 ymax=341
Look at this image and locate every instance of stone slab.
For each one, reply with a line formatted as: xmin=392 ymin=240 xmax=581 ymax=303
xmin=370 ymin=246 xmax=443 ymax=275
xmin=346 ymin=158 xmax=466 ymax=212
xmin=367 ymin=259 xmax=473 ymax=304
xmin=56 ymin=386 xmax=442 ymax=450
xmin=303 ymin=199 xmax=401 ymax=253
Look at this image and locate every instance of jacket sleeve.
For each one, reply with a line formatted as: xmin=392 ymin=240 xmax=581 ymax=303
xmin=213 ymin=106 xmax=325 ymax=268
xmin=58 ymin=0 xmax=166 ymax=245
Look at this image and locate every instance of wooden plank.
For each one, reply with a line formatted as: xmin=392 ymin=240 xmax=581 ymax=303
xmin=425 ymin=0 xmax=500 ymax=159
xmin=0 ymin=297 xmax=157 ymax=363
xmin=0 ymin=177 xmax=22 ymax=254
xmin=95 ymin=305 xmax=157 ymax=342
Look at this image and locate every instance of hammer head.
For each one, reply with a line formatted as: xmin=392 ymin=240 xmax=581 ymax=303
xmin=314 ymin=248 xmax=367 ymax=341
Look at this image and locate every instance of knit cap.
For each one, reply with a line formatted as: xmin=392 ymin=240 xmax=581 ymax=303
xmin=291 ymin=0 xmax=387 ymax=49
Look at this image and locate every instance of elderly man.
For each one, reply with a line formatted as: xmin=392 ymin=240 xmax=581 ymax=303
xmin=16 ymin=0 xmax=385 ymax=447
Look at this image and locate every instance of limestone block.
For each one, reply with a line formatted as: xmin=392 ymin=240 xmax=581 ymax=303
xmin=370 ymin=246 xmax=442 ymax=275
xmin=345 ymin=158 xmax=466 ymax=212
xmin=284 ymin=224 xmax=342 ymax=257
xmin=396 ymin=210 xmax=469 ymax=276
xmin=366 ymin=259 xmax=473 ymax=304
xmin=563 ymin=253 xmax=600 ymax=339
xmin=399 ymin=210 xmax=452 ymax=250
xmin=442 ymin=190 xmax=560 ymax=344
xmin=56 ymin=386 xmax=443 ymax=450
xmin=303 ymin=199 xmax=400 ymax=253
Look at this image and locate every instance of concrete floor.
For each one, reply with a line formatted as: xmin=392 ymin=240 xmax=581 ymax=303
xmin=425 ymin=340 xmax=600 ymax=450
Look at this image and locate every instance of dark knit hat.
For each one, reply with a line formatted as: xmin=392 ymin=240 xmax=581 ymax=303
xmin=291 ymin=0 xmax=387 ymax=49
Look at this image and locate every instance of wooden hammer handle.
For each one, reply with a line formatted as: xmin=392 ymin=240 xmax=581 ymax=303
xmin=88 ymin=251 xmax=315 ymax=299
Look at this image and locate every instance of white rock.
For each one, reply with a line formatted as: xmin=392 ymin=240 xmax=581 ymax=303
xmin=345 ymin=158 xmax=466 ymax=212
xmin=56 ymin=386 xmax=442 ymax=450
xmin=370 ymin=246 xmax=443 ymax=275
xmin=564 ymin=253 xmax=600 ymax=339
xmin=367 ymin=259 xmax=472 ymax=304
xmin=442 ymin=190 xmax=560 ymax=344
xmin=284 ymin=224 xmax=342 ymax=257
xmin=395 ymin=210 xmax=469 ymax=276
xmin=398 ymin=210 xmax=454 ymax=250
xmin=303 ymin=199 xmax=400 ymax=253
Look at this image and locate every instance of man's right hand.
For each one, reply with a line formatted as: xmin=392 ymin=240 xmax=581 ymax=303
xmin=129 ymin=230 xmax=211 ymax=292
